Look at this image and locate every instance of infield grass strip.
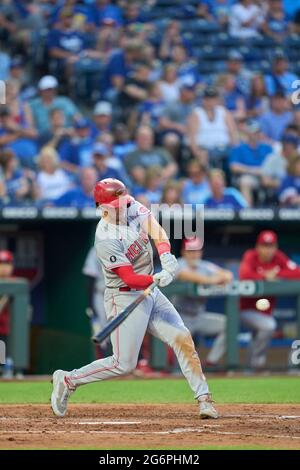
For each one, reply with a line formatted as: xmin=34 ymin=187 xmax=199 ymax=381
xmin=0 ymin=377 xmax=299 ymax=404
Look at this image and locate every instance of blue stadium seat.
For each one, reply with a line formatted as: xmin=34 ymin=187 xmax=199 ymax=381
xmin=182 ymin=19 xmax=221 ymax=34
xmin=212 ymin=33 xmax=241 ymax=48
xmin=196 ymin=47 xmax=229 ymax=62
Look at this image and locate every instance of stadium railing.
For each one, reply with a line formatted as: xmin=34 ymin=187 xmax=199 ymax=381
xmin=0 ymin=279 xmax=30 ymax=371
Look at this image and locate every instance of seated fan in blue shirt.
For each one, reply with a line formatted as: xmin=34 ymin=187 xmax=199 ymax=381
xmin=229 ymin=122 xmax=272 ymax=206
xmin=55 ymin=167 xmax=97 ymax=208
xmin=204 ymin=169 xmax=248 ymax=209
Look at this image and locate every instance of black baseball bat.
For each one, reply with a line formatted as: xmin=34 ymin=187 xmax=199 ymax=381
xmin=92 ymin=282 xmax=157 ymax=344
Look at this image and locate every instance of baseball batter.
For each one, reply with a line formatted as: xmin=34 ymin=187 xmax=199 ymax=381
xmin=51 ymin=178 xmax=218 ymax=419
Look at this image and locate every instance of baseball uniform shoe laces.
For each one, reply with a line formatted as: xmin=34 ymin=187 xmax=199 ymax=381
xmin=51 ymin=370 xmax=75 ymax=417
xmin=198 ymin=393 xmax=219 ymax=419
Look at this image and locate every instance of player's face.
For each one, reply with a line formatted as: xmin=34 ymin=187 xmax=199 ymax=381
xmin=256 ymin=244 xmax=277 ymax=262
xmin=0 ymin=263 xmax=13 ymax=278
xmin=103 ymin=202 xmax=128 ymax=224
xmin=183 ymin=249 xmax=202 ymax=267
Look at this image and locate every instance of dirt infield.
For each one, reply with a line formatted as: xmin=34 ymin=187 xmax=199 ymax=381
xmin=0 ymin=404 xmax=300 ymax=449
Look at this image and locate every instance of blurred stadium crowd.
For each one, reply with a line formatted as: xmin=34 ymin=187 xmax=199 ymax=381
xmin=1 ymin=0 xmax=300 ymax=209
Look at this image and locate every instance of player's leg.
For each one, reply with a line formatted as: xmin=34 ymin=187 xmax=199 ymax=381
xmin=194 ymin=312 xmax=226 ymax=365
xmin=148 ymin=289 xmax=218 ymax=418
xmin=240 ymin=310 xmax=277 ymax=369
xmin=51 ymin=291 xmax=153 ymax=416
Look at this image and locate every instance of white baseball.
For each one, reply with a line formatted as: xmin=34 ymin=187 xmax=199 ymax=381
xmin=256 ymin=298 xmax=270 ymax=311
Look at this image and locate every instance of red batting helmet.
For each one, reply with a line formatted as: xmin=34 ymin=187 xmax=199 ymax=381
xmin=0 ymin=250 xmax=14 ymax=264
xmin=94 ymin=178 xmax=132 ymax=208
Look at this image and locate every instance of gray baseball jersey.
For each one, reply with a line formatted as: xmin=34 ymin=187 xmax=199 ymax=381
xmin=174 ymin=257 xmax=219 ymax=316
xmin=66 ymin=200 xmax=210 ymax=401
xmin=95 ymin=200 xmax=154 ymax=288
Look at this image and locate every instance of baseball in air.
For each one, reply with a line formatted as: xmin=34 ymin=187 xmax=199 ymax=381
xmin=256 ymin=298 xmax=270 ymax=311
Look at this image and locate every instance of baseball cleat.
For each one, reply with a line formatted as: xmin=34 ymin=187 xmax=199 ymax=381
xmin=198 ymin=394 xmax=219 ymax=419
xmin=51 ymin=369 xmax=75 ymax=417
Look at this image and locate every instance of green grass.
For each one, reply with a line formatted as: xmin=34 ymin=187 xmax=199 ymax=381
xmin=0 ymin=377 xmax=299 ymax=404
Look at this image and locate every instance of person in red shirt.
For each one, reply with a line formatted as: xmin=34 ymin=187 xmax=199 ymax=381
xmin=239 ymin=230 xmax=300 ymax=369
xmin=0 ymin=250 xmax=14 ymax=377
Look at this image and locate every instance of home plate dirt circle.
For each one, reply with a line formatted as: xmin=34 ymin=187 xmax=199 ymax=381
xmin=1 ymin=404 xmax=300 ymax=449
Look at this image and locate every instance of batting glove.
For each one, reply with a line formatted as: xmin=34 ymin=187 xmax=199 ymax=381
xmin=160 ymin=252 xmax=178 ymax=277
xmin=153 ymin=269 xmax=173 ymax=287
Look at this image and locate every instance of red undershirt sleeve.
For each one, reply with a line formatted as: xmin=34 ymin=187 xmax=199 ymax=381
xmin=112 ymin=265 xmax=153 ymax=289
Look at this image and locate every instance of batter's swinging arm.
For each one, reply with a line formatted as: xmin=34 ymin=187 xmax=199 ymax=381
xmin=92 ymin=282 xmax=157 ymax=344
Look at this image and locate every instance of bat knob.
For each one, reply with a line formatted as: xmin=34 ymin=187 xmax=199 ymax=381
xmin=91 ymin=335 xmax=99 ymax=344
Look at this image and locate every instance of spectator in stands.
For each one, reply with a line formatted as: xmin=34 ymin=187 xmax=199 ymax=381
xmin=198 ymin=0 xmax=233 ymax=29
xmin=187 ymin=86 xmax=238 ymax=164
xmin=259 ymin=91 xmax=293 ymax=142
xmin=159 ymin=63 xmax=180 ymax=104
xmin=246 ymin=73 xmax=269 ymax=119
xmin=293 ymin=110 xmax=300 ymax=137
xmin=96 ymin=17 xmax=121 ymax=58
xmin=134 ymin=166 xmax=163 ymax=204
xmin=161 ymin=181 xmax=183 ymax=206
xmin=261 ymin=0 xmax=291 ymax=42
xmin=112 ymin=124 xmax=136 ymax=162
xmin=291 ymin=1 xmax=300 ymax=34
xmin=159 ymin=81 xmax=197 ymax=159
xmin=182 ymin=159 xmax=211 ymax=206
xmin=55 ymin=167 xmax=97 ymax=208
xmin=8 ymin=56 xmax=33 ymax=102
xmin=60 ymin=118 xmax=94 ymax=175
xmin=278 ymin=155 xmax=300 ymax=206
xmin=0 ymin=149 xmax=31 ymax=205
xmin=226 ymin=50 xmax=253 ymax=97
xmin=239 ymin=230 xmax=300 ymax=370
xmin=38 ymin=108 xmax=74 ymax=159
xmin=139 ymin=81 xmax=165 ymax=128
xmin=0 ymin=105 xmax=37 ymax=170
xmin=217 ymin=73 xmax=246 ymax=119
xmin=50 ymin=0 xmax=97 ymax=31
xmin=30 ymin=75 xmax=81 ymax=133
xmin=124 ymin=126 xmax=178 ymax=185
xmin=264 ymin=52 xmax=298 ymax=97
xmin=159 ymin=20 xmax=182 ymax=61
xmin=36 ymin=146 xmax=73 ymax=203
xmin=47 ymin=7 xmax=99 ymax=79
xmin=174 ymin=237 xmax=233 ymax=368
xmin=204 ymin=169 xmax=248 ymax=209
xmin=4 ymin=79 xmax=38 ymax=165
xmin=229 ymin=122 xmax=273 ymax=206
xmin=262 ymin=134 xmax=299 ymax=191
xmin=103 ymin=38 xmax=143 ymax=98
xmin=91 ymin=101 xmax=113 ymax=140
xmin=118 ymin=61 xmax=152 ymax=131
xmin=229 ymin=0 xmax=265 ymax=39
xmin=171 ymin=45 xmax=200 ymax=86
xmin=0 ymin=42 xmax=10 ymax=81
xmin=92 ymin=143 xmax=124 ymax=181
xmin=0 ymin=3 xmax=16 ymax=43
xmin=123 ymin=0 xmax=148 ymax=26
xmin=92 ymin=0 xmax=123 ymax=27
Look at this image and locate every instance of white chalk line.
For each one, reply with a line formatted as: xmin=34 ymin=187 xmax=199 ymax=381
xmin=1 ymin=414 xmax=300 ymax=422
xmin=223 ymin=414 xmax=300 ymax=419
xmin=1 ymin=427 xmax=300 ymax=440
